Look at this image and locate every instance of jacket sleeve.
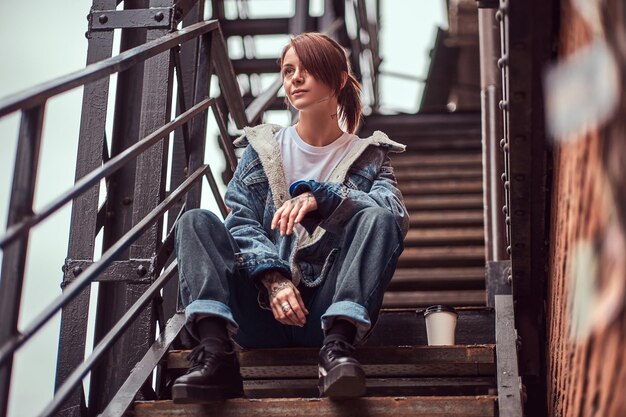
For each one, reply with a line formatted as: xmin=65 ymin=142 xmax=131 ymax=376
xmin=289 ymin=155 xmax=410 ymax=238
xmin=224 ymin=148 xmax=291 ymax=283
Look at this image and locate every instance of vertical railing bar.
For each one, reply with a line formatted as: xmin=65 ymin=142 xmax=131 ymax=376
xmin=204 ymin=166 xmax=229 ymax=219
xmin=171 ymin=46 xmax=192 ymax=162
xmin=0 ymin=105 xmax=45 ymax=417
xmin=211 ymin=101 xmax=238 ymax=173
xmin=154 ymin=200 xmax=187 ymax=273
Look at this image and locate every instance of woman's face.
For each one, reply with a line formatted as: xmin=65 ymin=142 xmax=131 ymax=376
xmin=281 ymin=47 xmax=335 ymax=111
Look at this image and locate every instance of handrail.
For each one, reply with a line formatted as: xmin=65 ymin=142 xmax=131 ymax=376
xmin=0 ymin=98 xmax=215 ymax=249
xmin=0 ymin=20 xmax=218 ymax=119
xmin=0 ymin=164 xmax=210 ymax=367
xmin=40 ymin=262 xmax=179 ymax=417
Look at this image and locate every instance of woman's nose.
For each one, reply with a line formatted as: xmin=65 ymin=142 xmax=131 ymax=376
xmin=293 ymin=68 xmax=304 ymax=83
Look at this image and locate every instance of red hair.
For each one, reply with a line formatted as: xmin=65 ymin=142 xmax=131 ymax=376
xmin=279 ymin=33 xmax=362 ymax=134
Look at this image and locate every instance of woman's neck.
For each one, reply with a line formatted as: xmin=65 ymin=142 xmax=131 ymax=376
xmin=295 ymin=108 xmax=344 ymax=147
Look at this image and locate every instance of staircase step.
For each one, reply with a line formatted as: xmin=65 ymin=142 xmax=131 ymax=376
xmin=399 ymin=180 xmax=483 ymax=195
xmin=398 ymin=246 xmax=484 ymax=268
xmin=367 ymin=308 xmax=494 ymax=346
xmin=232 ymin=58 xmax=279 ymax=74
xmin=399 ymin=137 xmax=481 ymax=152
xmin=241 ymin=377 xmax=496 ymax=398
xmin=394 ymin=167 xmax=482 ymax=181
xmin=403 ymin=195 xmax=484 ymax=211
xmin=404 ymin=228 xmax=484 ymax=247
xmin=221 ymin=18 xmax=290 ymax=36
xmin=168 ymin=345 xmax=496 ymax=378
xmin=391 ymin=153 xmax=482 ymax=168
xmin=390 ymin=267 xmax=485 ymax=291
xmin=408 ymin=211 xmax=484 ymax=227
xmin=134 ymin=395 xmax=497 ymax=417
xmin=383 ymin=290 xmax=486 ymax=308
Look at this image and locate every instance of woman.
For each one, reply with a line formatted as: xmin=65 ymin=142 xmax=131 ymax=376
xmin=172 ymin=32 xmax=409 ymax=403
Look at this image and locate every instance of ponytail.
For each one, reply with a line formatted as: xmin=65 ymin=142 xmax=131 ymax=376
xmin=337 ymin=73 xmax=362 ymax=134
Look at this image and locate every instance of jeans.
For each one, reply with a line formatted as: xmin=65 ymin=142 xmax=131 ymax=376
xmin=175 ymin=207 xmax=404 ymax=348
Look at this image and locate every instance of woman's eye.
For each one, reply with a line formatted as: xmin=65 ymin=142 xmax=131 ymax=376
xmin=283 ymin=68 xmax=294 ymax=76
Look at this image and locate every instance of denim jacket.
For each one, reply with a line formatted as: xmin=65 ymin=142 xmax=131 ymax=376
xmin=224 ymin=124 xmax=409 ymax=304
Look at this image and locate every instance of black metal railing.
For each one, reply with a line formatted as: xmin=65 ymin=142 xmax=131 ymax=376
xmin=0 ymin=6 xmax=347 ymax=416
xmin=0 ymin=18 xmax=264 ymax=417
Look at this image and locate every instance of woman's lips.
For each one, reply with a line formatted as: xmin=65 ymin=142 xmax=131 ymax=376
xmin=292 ymin=90 xmax=307 ymax=96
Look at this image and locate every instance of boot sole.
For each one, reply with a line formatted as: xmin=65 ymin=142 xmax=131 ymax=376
xmin=319 ymin=363 xmax=366 ymax=399
xmin=172 ymin=383 xmax=244 ymax=404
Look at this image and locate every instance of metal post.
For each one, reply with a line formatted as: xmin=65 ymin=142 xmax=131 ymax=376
xmin=89 ymin=0 xmax=152 ymax=412
xmin=0 ymin=105 xmax=45 ymax=417
xmin=55 ymin=3 xmax=116 ymax=417
xmin=479 ymin=7 xmax=506 ymax=262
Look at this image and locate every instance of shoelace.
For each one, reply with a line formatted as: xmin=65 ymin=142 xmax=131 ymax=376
xmin=324 ymin=339 xmax=355 ymax=361
xmin=186 ymin=345 xmax=221 ymax=372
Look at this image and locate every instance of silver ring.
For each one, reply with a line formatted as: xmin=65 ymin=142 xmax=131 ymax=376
xmin=281 ymin=302 xmax=291 ymax=313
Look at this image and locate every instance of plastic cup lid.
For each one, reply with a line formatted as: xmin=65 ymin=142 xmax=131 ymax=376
xmin=422 ymin=304 xmax=458 ymax=317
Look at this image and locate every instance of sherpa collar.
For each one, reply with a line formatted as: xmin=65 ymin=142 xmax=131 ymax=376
xmin=233 ymin=123 xmax=406 ymax=207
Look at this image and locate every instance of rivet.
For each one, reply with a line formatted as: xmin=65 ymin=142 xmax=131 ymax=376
xmin=504 ymin=181 xmax=510 ymax=190
xmin=497 ymin=55 xmax=508 ymax=69
xmin=495 ymin=10 xmax=503 ymax=21
xmin=502 ymin=205 xmax=508 ymax=215
xmin=155 ymin=11 xmax=165 ymax=22
xmin=507 ymin=274 xmax=513 ymax=284
xmin=500 ymin=138 xmax=507 ymax=149
xmin=503 ymin=144 xmax=509 ymax=152
xmin=501 ymin=173 xmax=507 ymax=182
xmin=72 ymin=266 xmax=83 ymax=276
xmin=505 ymin=216 xmax=511 ymax=225
xmin=507 ymin=245 xmax=512 ymax=255
xmin=499 ymin=100 xmax=509 ymax=111
xmin=136 ymin=265 xmax=148 ymax=277
xmin=99 ymin=14 xmax=108 ymax=24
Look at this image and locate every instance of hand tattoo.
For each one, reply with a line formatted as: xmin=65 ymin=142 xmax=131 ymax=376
xmin=269 ymin=281 xmax=291 ymax=299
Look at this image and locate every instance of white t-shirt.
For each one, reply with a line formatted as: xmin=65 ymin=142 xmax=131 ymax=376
xmin=275 ymin=126 xmax=359 ymax=188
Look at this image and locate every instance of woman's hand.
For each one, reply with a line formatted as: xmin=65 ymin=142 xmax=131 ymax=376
xmin=271 ymin=191 xmax=318 ymax=236
xmin=261 ymin=271 xmax=309 ymax=326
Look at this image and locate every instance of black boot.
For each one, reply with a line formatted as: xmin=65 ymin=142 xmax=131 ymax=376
xmin=318 ymin=335 xmax=366 ymax=399
xmin=172 ymin=341 xmax=244 ymax=403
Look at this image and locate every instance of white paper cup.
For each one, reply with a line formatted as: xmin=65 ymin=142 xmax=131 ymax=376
xmin=423 ymin=305 xmax=458 ymax=346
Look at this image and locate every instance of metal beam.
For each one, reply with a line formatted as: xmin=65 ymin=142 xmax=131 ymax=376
xmin=0 ymin=105 xmax=45 ymax=417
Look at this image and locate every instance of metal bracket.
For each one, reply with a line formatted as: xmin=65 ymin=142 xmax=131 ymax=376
xmin=61 ymin=258 xmax=155 ymax=287
xmin=87 ymin=7 xmax=181 ymax=33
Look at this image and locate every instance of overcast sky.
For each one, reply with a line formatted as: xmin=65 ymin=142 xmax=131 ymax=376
xmin=0 ymin=1 xmax=447 ymax=416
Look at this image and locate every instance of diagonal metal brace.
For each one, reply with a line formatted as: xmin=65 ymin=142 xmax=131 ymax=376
xmin=87 ymin=6 xmax=182 ymax=33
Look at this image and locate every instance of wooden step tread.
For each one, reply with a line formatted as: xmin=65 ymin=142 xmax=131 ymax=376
xmin=390 ymin=267 xmax=485 ymax=291
xmin=399 ymin=181 xmax=483 ymax=195
xmin=369 ymin=308 xmax=494 ymax=346
xmin=398 ymin=247 xmax=485 ymax=268
xmin=403 ymin=195 xmax=484 ymax=210
xmin=383 ymin=290 xmax=486 ymax=308
xmin=391 ymin=154 xmax=482 ymax=167
xmin=404 ymin=228 xmax=484 ymax=246
xmin=169 ymin=345 xmax=496 ymax=379
xmin=134 ymin=395 xmax=497 ymax=417
xmin=242 ymin=377 xmax=496 ymax=398
xmin=408 ymin=211 xmax=484 ymax=227
xmin=394 ymin=167 xmax=483 ymax=181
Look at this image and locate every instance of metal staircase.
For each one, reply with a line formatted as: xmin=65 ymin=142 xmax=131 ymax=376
xmin=0 ymin=1 xmax=526 ymax=416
